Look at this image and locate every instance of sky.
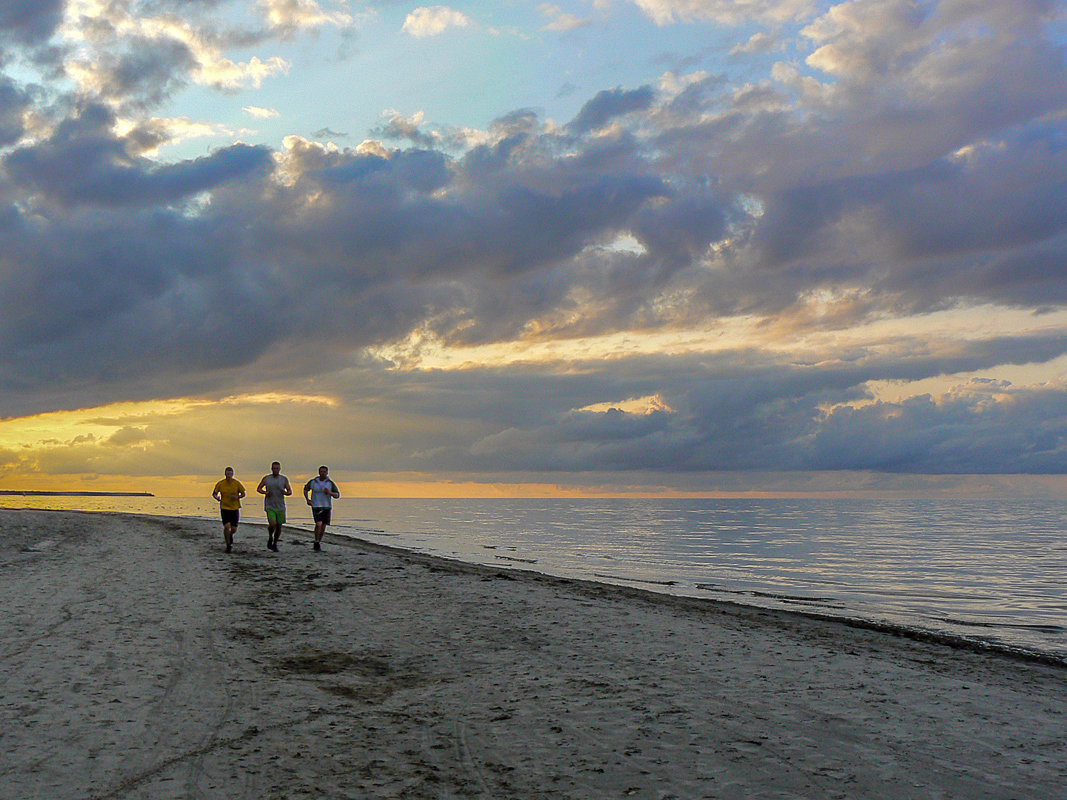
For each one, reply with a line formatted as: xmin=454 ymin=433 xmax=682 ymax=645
xmin=2 ymin=0 xmax=1067 ymax=498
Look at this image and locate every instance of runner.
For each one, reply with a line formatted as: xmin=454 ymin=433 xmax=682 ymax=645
xmin=211 ymin=467 xmax=246 ymax=553
xmin=256 ymin=461 xmax=292 ymax=552
xmin=303 ymin=465 xmax=340 ymax=552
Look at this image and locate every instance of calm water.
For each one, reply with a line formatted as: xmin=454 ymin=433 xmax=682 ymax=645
xmin=4 ymin=494 xmax=1065 ymax=661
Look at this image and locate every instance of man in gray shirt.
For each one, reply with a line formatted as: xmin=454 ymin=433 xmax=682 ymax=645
xmin=256 ymin=461 xmax=292 ymax=552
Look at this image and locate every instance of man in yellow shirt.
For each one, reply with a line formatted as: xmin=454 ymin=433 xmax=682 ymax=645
xmin=212 ymin=466 xmax=246 ymax=553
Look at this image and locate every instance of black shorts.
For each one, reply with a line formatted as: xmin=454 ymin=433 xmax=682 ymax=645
xmin=312 ymin=507 xmax=331 ymax=526
xmin=221 ymin=509 xmax=240 ymax=526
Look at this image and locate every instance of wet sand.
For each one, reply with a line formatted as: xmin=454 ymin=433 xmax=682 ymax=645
xmin=1 ymin=508 xmax=1063 ymax=799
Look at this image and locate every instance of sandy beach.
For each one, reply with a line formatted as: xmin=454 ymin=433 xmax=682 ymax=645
xmin=0 ymin=509 xmax=1063 ymax=799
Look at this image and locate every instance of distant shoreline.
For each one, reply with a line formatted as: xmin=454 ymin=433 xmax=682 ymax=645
xmin=0 ymin=491 xmax=154 ymax=497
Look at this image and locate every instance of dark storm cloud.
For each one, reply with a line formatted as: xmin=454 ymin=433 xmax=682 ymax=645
xmin=757 ymin=127 xmax=1067 ymax=262
xmin=0 ymin=76 xmax=32 ymax=146
xmin=0 ymin=0 xmax=65 ymax=46
xmin=3 ymin=104 xmax=273 ymax=207
xmin=568 ymin=85 xmax=657 ymax=134
xmin=803 ymin=385 xmax=1067 ymax=474
xmin=661 ymin=73 xmax=728 ymax=118
xmin=661 ymin=1 xmax=1067 ymax=197
xmin=0 ymin=114 xmax=678 ymax=415
xmin=715 ymin=116 xmax=1067 ymax=321
xmin=373 ymin=112 xmax=437 ymax=147
xmin=88 ymin=38 xmax=197 ymax=109
xmin=248 ymin=133 xmax=671 ymax=325
xmin=448 ymin=333 xmax=1067 ymax=435
xmin=372 ymin=333 xmax=1067 ymax=476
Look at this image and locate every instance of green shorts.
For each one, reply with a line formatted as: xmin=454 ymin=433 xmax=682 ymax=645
xmin=266 ymin=508 xmax=286 ymax=525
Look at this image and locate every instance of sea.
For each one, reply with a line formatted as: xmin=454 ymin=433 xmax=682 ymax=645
xmin=4 ymin=494 xmax=1065 ymax=664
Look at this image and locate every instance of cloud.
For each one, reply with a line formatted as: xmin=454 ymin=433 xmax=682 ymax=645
xmin=0 ymin=115 xmax=676 ymax=415
xmin=0 ymin=76 xmax=32 ymax=146
xmin=66 ymin=36 xmax=197 ymax=109
xmin=244 ymin=105 xmax=280 ymax=119
xmin=3 ymin=40 xmax=1065 ymax=421
xmin=373 ymin=110 xmax=437 ymax=147
xmin=313 ymin=126 xmax=348 ymax=139
xmin=258 ymin=0 xmax=353 ymax=33
xmin=539 ymin=4 xmax=592 ymax=31
xmin=395 ymin=337 xmax=1067 ymax=476
xmin=402 ymin=6 xmax=473 ymax=38
xmin=649 ymin=1 xmax=1067 ymax=198
xmin=105 ymin=425 xmax=151 ymax=447
xmin=0 ymin=0 xmax=65 ymax=46
xmin=60 ymin=0 xmax=291 ymax=107
xmin=630 ymin=0 xmax=815 ymax=26
xmin=795 ymin=378 xmax=1067 ymax=474
xmin=728 ymin=120 xmax=1067 ymax=318
xmin=730 ymin=31 xmax=781 ymax=56
xmin=568 ymin=85 xmax=656 ymax=133
xmin=116 ymin=116 xmax=245 ymax=156
xmin=4 ymin=104 xmax=273 ymax=208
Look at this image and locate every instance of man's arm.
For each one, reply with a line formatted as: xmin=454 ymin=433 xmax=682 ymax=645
xmin=283 ymin=477 xmax=293 ymax=496
xmin=256 ymin=477 xmax=268 ymax=495
xmin=237 ymin=482 xmax=247 ymax=500
xmin=303 ymin=481 xmax=313 ymax=504
xmin=329 ymin=480 xmax=340 ymax=499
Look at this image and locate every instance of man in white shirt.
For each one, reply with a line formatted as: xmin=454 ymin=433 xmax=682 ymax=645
xmin=303 ymin=465 xmax=340 ymax=552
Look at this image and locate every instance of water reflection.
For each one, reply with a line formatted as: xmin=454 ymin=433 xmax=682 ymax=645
xmin=339 ymin=497 xmax=1067 ymax=659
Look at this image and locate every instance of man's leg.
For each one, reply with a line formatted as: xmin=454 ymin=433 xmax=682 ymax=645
xmin=272 ymin=510 xmax=284 ymax=549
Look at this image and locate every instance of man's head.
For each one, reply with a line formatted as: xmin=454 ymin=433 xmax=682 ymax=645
xmin=271 ymin=461 xmax=281 ymax=475
xmin=224 ymin=467 xmax=234 ymax=479
xmin=318 ymin=465 xmax=329 ymax=478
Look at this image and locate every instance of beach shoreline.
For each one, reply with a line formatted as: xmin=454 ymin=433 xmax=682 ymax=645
xmin=324 ymin=523 xmax=1067 ymax=670
xmin=2 ymin=508 xmax=1064 ymax=799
